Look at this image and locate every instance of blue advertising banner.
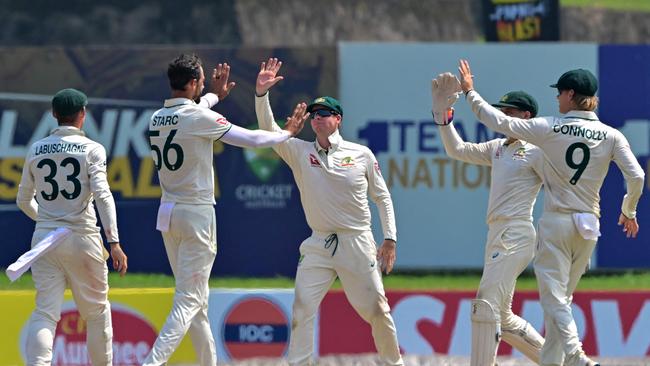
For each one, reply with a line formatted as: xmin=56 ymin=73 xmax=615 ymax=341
xmin=596 ymin=45 xmax=650 ymax=268
xmin=0 ymin=47 xmax=336 ymax=277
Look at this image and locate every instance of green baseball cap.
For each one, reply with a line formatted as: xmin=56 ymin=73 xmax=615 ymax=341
xmin=52 ymin=88 xmax=88 ymax=117
xmin=550 ymin=69 xmax=598 ymax=96
xmin=492 ymin=90 xmax=539 ymax=117
xmin=306 ymin=96 xmax=343 ymax=116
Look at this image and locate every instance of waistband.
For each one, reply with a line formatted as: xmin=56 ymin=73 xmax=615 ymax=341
xmin=311 ymin=229 xmax=368 ymax=239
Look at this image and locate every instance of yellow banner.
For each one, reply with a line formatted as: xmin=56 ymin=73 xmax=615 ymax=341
xmin=0 ymin=288 xmax=196 ymax=365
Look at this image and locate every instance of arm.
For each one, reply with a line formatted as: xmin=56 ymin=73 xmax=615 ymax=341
xmin=220 ymin=124 xmax=291 ymax=148
xmin=366 ymin=150 xmax=397 ymax=273
xmin=458 ymin=59 xmax=549 ymax=145
xmin=613 ymin=132 xmax=644 ymax=221
xmin=198 ymin=93 xmax=219 ymax=108
xmin=16 ymin=156 xmax=38 ymax=220
xmin=88 ymin=146 xmax=127 ymax=276
xmin=88 ymin=146 xmax=119 ymax=243
xmin=255 ymin=93 xmax=300 ymax=165
xmin=439 ymin=123 xmax=494 ymax=166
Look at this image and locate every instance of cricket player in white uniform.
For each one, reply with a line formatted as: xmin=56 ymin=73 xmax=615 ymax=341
xmin=457 ymin=60 xmax=644 ymax=366
xmin=254 ymin=58 xmax=403 ymax=366
xmin=432 ymin=73 xmax=545 ymax=365
xmin=16 ymin=88 xmax=128 ymax=365
xmin=142 ymin=54 xmax=307 ymax=366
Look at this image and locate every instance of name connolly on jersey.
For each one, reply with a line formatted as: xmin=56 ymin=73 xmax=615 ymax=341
xmin=552 ymin=124 xmax=608 ymax=141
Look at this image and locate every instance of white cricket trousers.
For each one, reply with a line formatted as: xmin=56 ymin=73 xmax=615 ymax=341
xmin=288 ymin=231 xmax=403 ymax=366
xmin=143 ymin=204 xmax=217 ymax=366
xmin=534 ymin=212 xmax=596 ymax=366
xmin=26 ymin=228 xmax=112 ymax=366
xmin=477 ymin=219 xmax=536 ymax=331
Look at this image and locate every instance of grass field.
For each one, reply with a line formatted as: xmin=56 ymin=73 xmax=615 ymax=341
xmin=561 ymin=0 xmax=650 ymax=12
xmin=2 ymin=270 xmax=650 ymax=291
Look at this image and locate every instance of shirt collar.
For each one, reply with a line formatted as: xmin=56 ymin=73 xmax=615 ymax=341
xmin=163 ymin=98 xmax=196 ymax=108
xmin=315 ymin=129 xmax=343 ymax=153
xmin=51 ymin=126 xmax=85 ymax=137
xmin=563 ymin=110 xmax=599 ymax=121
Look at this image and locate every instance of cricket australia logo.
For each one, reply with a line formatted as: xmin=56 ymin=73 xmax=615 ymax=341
xmin=235 ymin=122 xmax=293 ymax=209
xmin=512 ymin=147 xmax=527 ymax=160
xmin=340 ymin=156 xmax=355 ymax=167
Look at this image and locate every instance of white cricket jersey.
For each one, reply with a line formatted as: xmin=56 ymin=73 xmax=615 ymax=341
xmin=467 ymin=90 xmax=644 ymax=218
xmin=149 ymin=98 xmax=232 ymax=205
xmin=439 ymin=124 xmax=543 ymax=223
xmin=255 ymin=94 xmax=397 ymax=241
xmin=17 ymin=126 xmax=119 ymax=242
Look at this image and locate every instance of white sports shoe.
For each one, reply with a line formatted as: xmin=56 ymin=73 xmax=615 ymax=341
xmin=565 ymin=350 xmax=600 ymax=366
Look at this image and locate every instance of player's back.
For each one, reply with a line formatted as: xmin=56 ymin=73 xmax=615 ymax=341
xmin=149 ymin=98 xmax=231 ymax=205
xmin=539 ymin=111 xmax=622 ymax=216
xmin=26 ymin=127 xmax=102 ymax=230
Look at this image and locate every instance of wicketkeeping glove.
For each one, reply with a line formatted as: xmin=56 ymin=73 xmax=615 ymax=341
xmin=431 ymin=72 xmax=462 ymax=125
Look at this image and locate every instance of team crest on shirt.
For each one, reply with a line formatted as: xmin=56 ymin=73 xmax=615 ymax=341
xmin=512 ymin=147 xmax=527 ymax=160
xmin=308 ymin=154 xmax=321 ymax=167
xmin=339 ymin=156 xmax=355 ymax=167
xmin=216 ymin=117 xmax=229 ymax=125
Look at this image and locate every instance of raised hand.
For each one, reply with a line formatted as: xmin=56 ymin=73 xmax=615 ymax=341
xmin=431 ymin=72 xmax=461 ymax=125
xmin=256 ymin=58 xmax=284 ymax=96
xmin=211 ymin=63 xmax=236 ymax=100
xmin=283 ymin=102 xmax=308 ymax=136
xmin=458 ymin=59 xmax=475 ymax=93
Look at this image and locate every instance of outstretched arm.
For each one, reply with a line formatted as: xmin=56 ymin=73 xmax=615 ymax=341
xmin=222 ymin=103 xmax=308 ymax=148
xmin=458 ymin=59 xmax=549 ymax=146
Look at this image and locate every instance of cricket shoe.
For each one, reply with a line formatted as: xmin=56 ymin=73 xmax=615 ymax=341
xmin=565 ymin=350 xmax=600 ymax=366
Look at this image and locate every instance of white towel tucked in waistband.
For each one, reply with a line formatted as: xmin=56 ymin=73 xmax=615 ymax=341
xmin=572 ymin=213 xmax=601 ymax=241
xmin=6 ymin=227 xmax=72 ymax=282
xmin=156 ymin=202 xmax=176 ymax=232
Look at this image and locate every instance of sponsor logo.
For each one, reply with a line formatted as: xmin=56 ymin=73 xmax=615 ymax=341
xmin=491 ymin=252 xmax=499 ymax=259
xmin=309 ymin=154 xmax=321 ymax=167
xmin=222 ymin=296 xmax=290 ymax=360
xmin=374 ymin=161 xmax=382 ymax=176
xmin=20 ymin=302 xmax=157 ymax=366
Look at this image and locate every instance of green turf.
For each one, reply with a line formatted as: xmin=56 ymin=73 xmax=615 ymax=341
xmin=561 ymin=0 xmax=650 ymax=12
xmin=2 ymin=270 xmax=649 ymax=291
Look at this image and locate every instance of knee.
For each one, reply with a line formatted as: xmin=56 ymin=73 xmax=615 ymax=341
xmin=80 ymin=302 xmax=110 ymax=322
xmin=292 ymin=296 xmax=318 ymax=324
xmin=357 ymin=301 xmax=391 ymax=325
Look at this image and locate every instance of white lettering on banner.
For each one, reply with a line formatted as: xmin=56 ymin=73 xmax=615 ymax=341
xmin=391 ymin=295 xmax=444 ymax=355
xmin=52 ymin=337 xmax=151 ymax=365
xmin=239 ymin=324 xmax=274 ymax=343
xmin=448 ymin=299 xmax=471 ymax=355
xmin=0 ymin=111 xmax=26 ymax=157
xmin=113 ymin=109 xmax=155 ymax=157
xmin=592 ymin=300 xmax=650 ymax=356
xmin=83 ymin=109 xmax=119 ymax=152
xmin=0 ymin=109 xmax=155 ymax=158
xmin=390 ymin=295 xmax=595 ymax=356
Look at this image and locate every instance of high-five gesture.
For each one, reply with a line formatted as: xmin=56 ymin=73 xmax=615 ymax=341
xmin=256 ymin=58 xmax=284 ymax=96
xmin=210 ymin=63 xmax=236 ymax=100
xmin=458 ymin=59 xmax=475 ymax=93
xmin=283 ymin=102 xmax=308 ymax=137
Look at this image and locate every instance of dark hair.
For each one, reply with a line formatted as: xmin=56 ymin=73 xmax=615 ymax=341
xmin=167 ymin=54 xmax=202 ymax=91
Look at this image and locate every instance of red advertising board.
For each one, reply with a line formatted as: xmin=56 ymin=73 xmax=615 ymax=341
xmin=319 ymin=290 xmax=650 ymax=357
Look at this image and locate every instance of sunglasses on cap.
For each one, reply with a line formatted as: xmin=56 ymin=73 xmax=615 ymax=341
xmin=309 ymin=109 xmax=338 ymax=118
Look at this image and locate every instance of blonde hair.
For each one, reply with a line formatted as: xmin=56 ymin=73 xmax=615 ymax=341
xmin=572 ymin=93 xmax=599 ymax=111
